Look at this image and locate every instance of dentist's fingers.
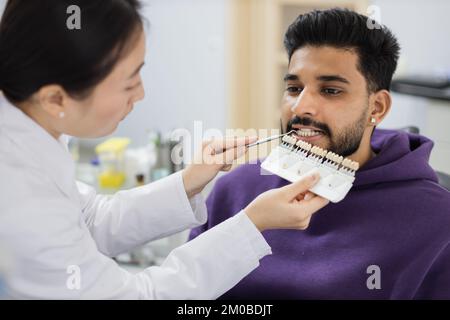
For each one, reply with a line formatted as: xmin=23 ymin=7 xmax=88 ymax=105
xmin=303 ymin=192 xmax=315 ymax=201
xmin=207 ymin=136 xmax=258 ymax=154
xmin=297 ymin=195 xmax=330 ymax=216
xmin=291 ymin=197 xmax=329 ymax=230
xmin=298 ymin=215 xmax=312 ymax=230
xmin=221 ymin=164 xmax=233 ymax=172
xmin=214 ymin=145 xmax=247 ymax=164
xmin=282 ymin=170 xmax=321 ymax=200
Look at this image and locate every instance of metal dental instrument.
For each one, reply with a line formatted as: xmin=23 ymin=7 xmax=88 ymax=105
xmin=246 ymin=130 xmax=296 ymax=148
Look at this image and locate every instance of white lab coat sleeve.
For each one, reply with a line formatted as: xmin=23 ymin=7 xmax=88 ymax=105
xmin=3 ymin=197 xmax=271 ymax=299
xmin=132 ymin=210 xmax=272 ymax=299
xmin=76 ymin=171 xmax=207 ymax=257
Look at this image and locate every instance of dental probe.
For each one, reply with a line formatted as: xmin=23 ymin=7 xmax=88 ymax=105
xmin=246 ymin=130 xmax=296 ymax=148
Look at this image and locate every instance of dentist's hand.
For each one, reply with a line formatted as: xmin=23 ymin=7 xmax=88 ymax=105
xmin=244 ymin=171 xmax=329 ymax=232
xmin=182 ymin=136 xmax=257 ymax=198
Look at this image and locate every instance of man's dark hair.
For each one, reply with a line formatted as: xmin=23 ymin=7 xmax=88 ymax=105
xmin=284 ymin=8 xmax=400 ymax=92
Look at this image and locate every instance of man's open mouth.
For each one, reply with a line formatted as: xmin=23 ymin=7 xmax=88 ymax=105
xmin=291 ymin=126 xmax=326 ymax=142
xmin=295 ymin=128 xmax=323 ymax=137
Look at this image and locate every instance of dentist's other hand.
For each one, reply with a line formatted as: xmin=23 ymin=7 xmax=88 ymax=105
xmin=182 ymin=136 xmax=257 ymax=198
xmin=244 ymin=171 xmax=330 ymax=232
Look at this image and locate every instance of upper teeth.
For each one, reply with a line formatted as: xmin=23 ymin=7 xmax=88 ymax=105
xmin=296 ymin=129 xmax=321 ymax=137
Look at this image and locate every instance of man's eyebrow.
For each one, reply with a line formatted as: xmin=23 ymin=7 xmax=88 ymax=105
xmin=283 ymin=74 xmax=299 ymax=82
xmin=317 ymin=75 xmax=350 ymax=84
xmin=128 ymin=62 xmax=145 ymax=79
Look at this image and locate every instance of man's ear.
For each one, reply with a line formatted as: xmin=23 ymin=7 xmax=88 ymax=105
xmin=369 ymin=89 xmax=391 ymax=126
xmin=36 ymin=85 xmax=69 ymax=119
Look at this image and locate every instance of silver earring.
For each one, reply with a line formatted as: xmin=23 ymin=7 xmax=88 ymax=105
xmin=371 ymin=117 xmax=376 ymax=124
xmin=59 ymin=112 xmax=65 ymax=119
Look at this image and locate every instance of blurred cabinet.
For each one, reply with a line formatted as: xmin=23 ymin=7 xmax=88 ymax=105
xmin=226 ymin=0 xmax=369 ymax=131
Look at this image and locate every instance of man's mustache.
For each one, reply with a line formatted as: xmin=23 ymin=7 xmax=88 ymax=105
xmin=287 ymin=117 xmax=331 ymax=137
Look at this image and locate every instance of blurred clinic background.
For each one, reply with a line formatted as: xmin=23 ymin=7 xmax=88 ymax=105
xmin=1 ymin=0 xmax=449 ymax=274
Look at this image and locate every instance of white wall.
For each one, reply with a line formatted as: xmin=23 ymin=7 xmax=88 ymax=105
xmin=371 ymin=0 xmax=450 ymax=131
xmin=372 ymin=0 xmax=450 ymax=75
xmin=370 ymin=0 xmax=450 ymax=173
xmin=114 ymin=0 xmax=227 ymax=146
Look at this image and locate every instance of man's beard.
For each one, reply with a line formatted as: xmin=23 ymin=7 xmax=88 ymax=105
xmin=285 ymin=108 xmax=368 ymax=158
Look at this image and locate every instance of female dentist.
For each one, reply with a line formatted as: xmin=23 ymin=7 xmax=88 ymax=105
xmin=0 ymin=0 xmax=329 ymax=299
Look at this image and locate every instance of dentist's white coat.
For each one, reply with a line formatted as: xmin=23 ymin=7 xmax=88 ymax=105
xmin=0 ymin=95 xmax=271 ymax=299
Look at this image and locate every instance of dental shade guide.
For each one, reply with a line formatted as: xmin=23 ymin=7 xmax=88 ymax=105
xmin=259 ymin=132 xmax=360 ymax=203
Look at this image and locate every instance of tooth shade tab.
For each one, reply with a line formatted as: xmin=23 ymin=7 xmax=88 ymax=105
xmin=290 ymin=137 xmax=297 ymax=146
xmin=310 ymin=146 xmax=327 ymax=158
xmin=310 ymin=146 xmax=323 ymax=157
xmin=341 ymin=158 xmax=350 ymax=168
xmin=326 ymin=152 xmax=344 ymax=164
xmin=282 ymin=135 xmax=291 ymax=144
xmin=341 ymin=158 xmax=359 ymax=171
xmin=296 ymin=140 xmax=312 ymax=151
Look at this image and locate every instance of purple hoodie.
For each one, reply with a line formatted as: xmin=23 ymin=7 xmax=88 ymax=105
xmin=189 ymin=129 xmax=450 ymax=299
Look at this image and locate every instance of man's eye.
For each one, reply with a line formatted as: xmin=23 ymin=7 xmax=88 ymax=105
xmin=322 ymin=88 xmax=342 ymax=95
xmin=286 ymin=86 xmax=302 ymax=94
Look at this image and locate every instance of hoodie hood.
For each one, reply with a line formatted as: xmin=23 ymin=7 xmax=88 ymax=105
xmin=354 ymin=129 xmax=439 ymax=187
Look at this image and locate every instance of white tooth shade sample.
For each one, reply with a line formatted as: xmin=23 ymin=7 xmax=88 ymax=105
xmin=261 ymin=134 xmax=360 ymax=203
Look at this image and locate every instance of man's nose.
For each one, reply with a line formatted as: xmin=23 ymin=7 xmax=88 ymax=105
xmin=291 ymin=88 xmax=319 ymax=117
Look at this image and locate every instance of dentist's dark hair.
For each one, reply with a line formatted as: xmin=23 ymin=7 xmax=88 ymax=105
xmin=284 ymin=8 xmax=400 ymax=93
xmin=0 ymin=0 xmax=143 ymax=103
